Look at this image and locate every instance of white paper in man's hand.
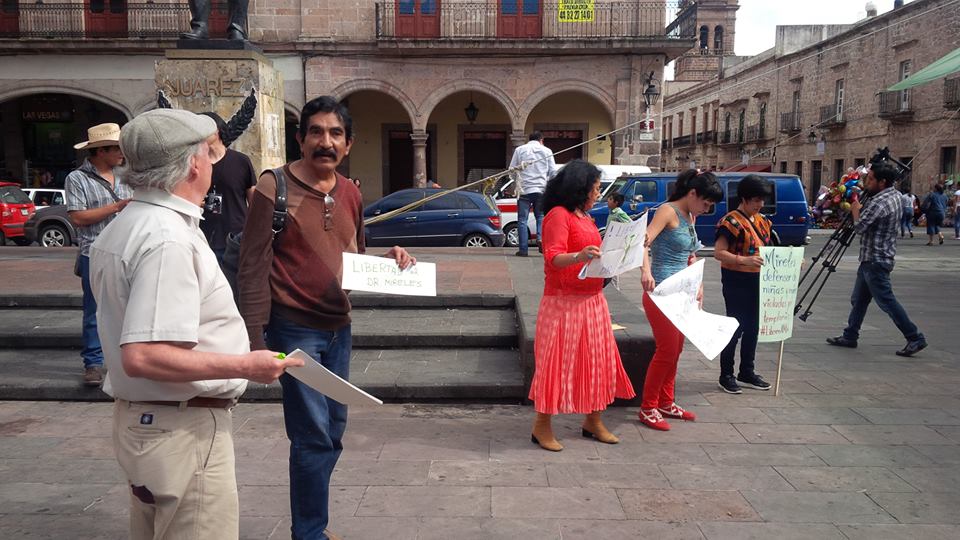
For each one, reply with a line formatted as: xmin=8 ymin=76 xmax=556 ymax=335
xmin=579 ymin=217 xmax=647 ymax=279
xmin=284 ymin=349 xmax=383 ymax=406
xmin=341 ymin=252 xmax=436 ymax=296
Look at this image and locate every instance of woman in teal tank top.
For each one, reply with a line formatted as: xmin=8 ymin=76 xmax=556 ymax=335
xmin=638 ymin=170 xmax=723 ymax=431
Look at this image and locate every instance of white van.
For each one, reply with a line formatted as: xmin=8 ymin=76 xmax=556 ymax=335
xmin=494 ymin=164 xmax=652 ymax=247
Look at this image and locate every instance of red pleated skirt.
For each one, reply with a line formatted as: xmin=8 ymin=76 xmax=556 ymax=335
xmin=528 ymin=292 xmax=636 ymax=414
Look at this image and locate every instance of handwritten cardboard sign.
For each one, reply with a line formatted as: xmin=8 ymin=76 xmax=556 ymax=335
xmin=341 ymin=253 xmax=437 ymax=297
xmin=758 ymin=246 xmax=805 ymax=343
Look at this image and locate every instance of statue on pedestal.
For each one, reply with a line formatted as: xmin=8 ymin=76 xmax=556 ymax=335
xmin=180 ymin=0 xmax=249 ymax=41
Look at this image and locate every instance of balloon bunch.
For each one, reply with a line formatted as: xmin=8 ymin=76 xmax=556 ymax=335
xmin=811 ymin=166 xmax=867 ymax=228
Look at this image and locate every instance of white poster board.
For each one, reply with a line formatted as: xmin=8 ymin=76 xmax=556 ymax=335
xmin=647 ymin=259 xmax=740 ymax=361
xmin=285 ymin=349 xmax=383 ymax=406
xmin=341 ymin=253 xmax=436 ymax=296
xmin=579 ymin=216 xmax=647 ymax=279
xmin=758 ymin=246 xmax=805 ymax=343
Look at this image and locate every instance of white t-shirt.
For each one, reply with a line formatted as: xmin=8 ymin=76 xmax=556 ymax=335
xmin=954 ymin=190 xmax=960 ymax=211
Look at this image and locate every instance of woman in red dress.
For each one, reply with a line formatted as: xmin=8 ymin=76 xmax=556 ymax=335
xmin=528 ymin=160 xmax=635 ymax=452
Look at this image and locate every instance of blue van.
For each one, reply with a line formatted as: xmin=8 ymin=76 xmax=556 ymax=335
xmin=589 ymin=172 xmax=809 ymax=246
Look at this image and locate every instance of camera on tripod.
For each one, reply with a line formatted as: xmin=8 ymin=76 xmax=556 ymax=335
xmin=204 ymin=191 xmax=223 ymax=215
xmin=870 ymin=146 xmax=912 ymax=182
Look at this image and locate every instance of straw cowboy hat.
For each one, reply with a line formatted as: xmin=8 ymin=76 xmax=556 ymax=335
xmin=73 ymin=123 xmax=121 ymax=150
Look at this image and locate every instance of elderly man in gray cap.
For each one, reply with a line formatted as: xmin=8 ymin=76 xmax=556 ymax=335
xmin=89 ymin=109 xmax=302 ymax=540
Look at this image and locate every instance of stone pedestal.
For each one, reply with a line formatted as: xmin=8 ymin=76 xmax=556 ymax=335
xmin=155 ymin=49 xmax=285 ymax=175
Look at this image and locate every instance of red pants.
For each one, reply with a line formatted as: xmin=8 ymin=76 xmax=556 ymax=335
xmin=641 ymin=292 xmax=685 ymax=410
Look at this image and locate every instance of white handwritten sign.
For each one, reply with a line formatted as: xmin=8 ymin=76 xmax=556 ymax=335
xmin=758 ymin=246 xmax=804 ymax=342
xmin=579 ymin=216 xmax=647 ymax=279
xmin=341 ymin=253 xmax=436 ymax=296
xmin=648 ymin=260 xmax=740 ymax=360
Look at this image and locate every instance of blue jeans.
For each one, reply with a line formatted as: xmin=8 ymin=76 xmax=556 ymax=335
xmin=517 ymin=192 xmax=543 ymax=254
xmin=266 ymin=314 xmax=351 ymax=540
xmin=843 ymin=262 xmax=922 ymax=342
xmin=78 ymin=255 xmax=103 ymax=369
xmin=900 ymin=210 xmax=912 ymax=236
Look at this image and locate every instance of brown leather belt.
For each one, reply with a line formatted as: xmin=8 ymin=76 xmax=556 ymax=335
xmin=137 ymin=397 xmax=237 ymax=409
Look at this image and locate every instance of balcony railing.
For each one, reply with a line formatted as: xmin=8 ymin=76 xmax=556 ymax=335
xmin=672 ymin=134 xmax=693 ymax=148
xmin=376 ymin=1 xmax=693 ymax=40
xmin=720 ymin=128 xmax=742 ymax=145
xmin=744 ymin=124 xmax=767 ymax=142
xmin=819 ymin=104 xmax=846 ymax=127
xmin=878 ymin=90 xmax=913 ymax=120
xmin=779 ymin=111 xmax=802 ymax=133
xmin=945 ymin=79 xmax=960 ymax=109
xmin=0 ymin=3 xmax=199 ymax=39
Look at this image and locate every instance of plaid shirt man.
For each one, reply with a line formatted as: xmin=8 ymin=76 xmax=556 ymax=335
xmin=854 ymin=186 xmax=900 ymax=268
xmin=65 ymin=159 xmax=133 ymax=256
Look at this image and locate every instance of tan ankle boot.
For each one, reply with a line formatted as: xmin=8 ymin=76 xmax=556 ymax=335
xmin=531 ymin=412 xmax=563 ymax=451
xmin=582 ymin=412 xmax=619 ymax=444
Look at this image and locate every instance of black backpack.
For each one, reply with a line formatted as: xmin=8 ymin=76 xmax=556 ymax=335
xmin=221 ymin=167 xmax=288 ymax=300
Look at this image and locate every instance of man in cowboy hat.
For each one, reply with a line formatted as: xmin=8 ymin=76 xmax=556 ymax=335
xmin=65 ymin=122 xmax=133 ymax=387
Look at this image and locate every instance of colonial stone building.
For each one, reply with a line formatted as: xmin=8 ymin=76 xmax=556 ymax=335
xmin=661 ymin=0 xmax=960 ymax=200
xmin=0 ymin=0 xmax=698 ymax=202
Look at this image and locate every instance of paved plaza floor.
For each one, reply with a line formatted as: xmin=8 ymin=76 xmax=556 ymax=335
xmin=1 ymin=233 xmax=959 ymax=539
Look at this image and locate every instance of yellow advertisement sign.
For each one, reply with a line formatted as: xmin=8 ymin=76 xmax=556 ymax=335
xmin=559 ymin=0 xmax=595 ymax=23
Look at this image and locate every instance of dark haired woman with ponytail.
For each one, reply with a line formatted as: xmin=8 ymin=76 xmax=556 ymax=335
xmin=638 ymin=170 xmax=723 ymax=431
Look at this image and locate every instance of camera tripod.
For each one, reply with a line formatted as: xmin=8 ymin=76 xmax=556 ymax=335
xmin=793 ymin=210 xmax=859 ymax=321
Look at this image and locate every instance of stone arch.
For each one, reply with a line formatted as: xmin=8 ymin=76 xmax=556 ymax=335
xmin=420 ymin=80 xmax=519 ymax=131
xmin=329 ymin=79 xmax=418 ymax=126
xmin=0 ymin=85 xmax=134 ymax=120
xmin=517 ymin=80 xmax=616 ymax=129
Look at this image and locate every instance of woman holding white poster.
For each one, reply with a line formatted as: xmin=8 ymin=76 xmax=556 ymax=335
xmin=527 ymin=160 xmax=635 ymax=452
xmin=713 ymin=175 xmax=774 ymax=394
xmin=639 ymin=170 xmax=723 ymax=431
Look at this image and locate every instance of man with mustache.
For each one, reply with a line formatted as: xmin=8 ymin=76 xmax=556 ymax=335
xmin=237 ymin=96 xmax=414 ymax=540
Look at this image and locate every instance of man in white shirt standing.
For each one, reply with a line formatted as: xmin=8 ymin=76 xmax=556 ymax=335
xmin=90 ymin=109 xmax=302 ymax=540
xmin=509 ymin=131 xmax=558 ymax=256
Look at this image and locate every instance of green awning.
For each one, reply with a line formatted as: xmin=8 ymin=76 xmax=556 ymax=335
xmin=887 ymin=47 xmax=960 ymax=91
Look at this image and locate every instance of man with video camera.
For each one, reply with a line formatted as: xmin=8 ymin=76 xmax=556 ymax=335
xmin=826 ymin=158 xmax=927 ymax=357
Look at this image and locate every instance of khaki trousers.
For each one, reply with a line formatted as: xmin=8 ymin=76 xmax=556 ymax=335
xmin=113 ymin=400 xmax=239 ymax=540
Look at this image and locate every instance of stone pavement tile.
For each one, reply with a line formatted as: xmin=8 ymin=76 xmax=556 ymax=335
xmin=698 ymin=521 xmax=847 ymax=540
xmin=760 ymin=407 xmax=870 ymax=425
xmin=808 ymin=444 xmax=936 ymax=467
xmin=809 ymin=381 xmax=899 ymax=395
xmin=238 ymin=485 xmax=365 ymax=518
xmin=740 ymin=491 xmax=896 ymax=523
xmin=357 ymin=486 xmax=490 ymax=517
xmin=837 ymin=524 xmax=960 ymax=540
xmin=239 ymin=516 xmax=285 ymax=540
xmin=852 ymin=408 xmax=960 ymax=426
xmin=733 ymin=424 xmax=849 ymax=444
xmin=787 ymin=393 xmax=882 ymax=408
xmin=236 ymin=459 xmax=287 ymax=486
xmin=892 ymin=466 xmax=960 ymax=492
xmin=0 ymin=435 xmax=62 ymax=458
xmin=0 ymin=482 xmax=114 ymax=514
xmin=416 ymin=517 xmax=560 ymax=540
xmin=660 ymin=463 xmax=793 ymax=491
xmin=597 ymin=441 xmax=712 ymax=465
xmin=327 ymin=517 xmax=419 ymax=540
xmin=234 ymin=415 xmax=286 ymax=438
xmin=617 ymin=488 xmax=759 ymax=521
xmin=931 ymin=426 xmax=960 ymax=443
xmin=38 ymin=436 xmax=114 ymax=460
xmin=701 ymin=392 xmax=798 ymax=408
xmin=338 ymin=431 xmax=386 ymax=461
xmin=545 ymin=462 xmax=670 ymax=489
xmin=638 ymin=421 xmax=748 ymax=444
xmin=428 ymin=461 xmax=547 ymax=487
xmin=833 ymin=425 xmax=955 ymax=445
xmin=234 ymin=437 xmax=286 ymax=461
xmin=910 ymin=444 xmax=960 ymax=465
xmin=491 ymin=487 xmax=624 ymax=519
xmin=0 ymin=513 xmax=126 ymax=540
xmin=867 ymin=491 xmax=960 ymax=524
xmin=489 ymin=434 xmax=601 ymax=463
xmin=12 ymin=415 xmax=112 ymax=438
xmin=379 ymin=436 xmax=490 ymax=461
xmin=331 ymin=460 xmax=430 ymax=487
xmin=701 ymin=444 xmax=825 ymax=466
xmin=0 ymin=457 xmax=122 ymax=484
xmin=559 ymin=520 xmax=704 ymax=539
xmin=775 ymin=466 xmax=917 ymax=492
xmin=688 ymin=406 xmax=773 ymax=424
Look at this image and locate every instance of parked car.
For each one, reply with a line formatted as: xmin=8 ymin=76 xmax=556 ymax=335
xmin=494 ymin=164 xmax=651 ymax=247
xmin=23 ymin=188 xmax=66 ymax=209
xmin=589 ymin=172 xmax=810 ymax=246
xmin=364 ymin=188 xmax=504 ymax=248
xmin=23 ymin=204 xmax=77 ymax=247
xmin=0 ymin=182 xmax=36 ymax=246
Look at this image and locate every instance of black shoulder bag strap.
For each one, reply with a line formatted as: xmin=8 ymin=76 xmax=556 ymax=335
xmin=82 ymin=171 xmax=121 ymax=203
xmin=270 ymin=166 xmax=288 ymax=238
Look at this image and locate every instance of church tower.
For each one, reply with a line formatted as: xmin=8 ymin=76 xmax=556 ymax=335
xmin=673 ymin=0 xmax=740 ymax=81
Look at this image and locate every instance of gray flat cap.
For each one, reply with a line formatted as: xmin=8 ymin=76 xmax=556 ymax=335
xmin=120 ymin=109 xmax=217 ymax=172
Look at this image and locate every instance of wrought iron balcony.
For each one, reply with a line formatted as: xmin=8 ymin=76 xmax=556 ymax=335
xmin=743 ymin=124 xmax=763 ymax=142
xmin=779 ymin=111 xmax=802 ymax=133
xmin=672 ymin=134 xmax=693 ymax=148
xmin=375 ymin=1 xmax=694 ymax=41
xmin=819 ymin=104 xmax=846 ymax=127
xmin=945 ymin=79 xmax=960 ymax=109
xmin=720 ymin=128 xmax=742 ymax=145
xmin=0 ymin=2 xmax=205 ymax=39
xmin=878 ymin=90 xmax=913 ymax=121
